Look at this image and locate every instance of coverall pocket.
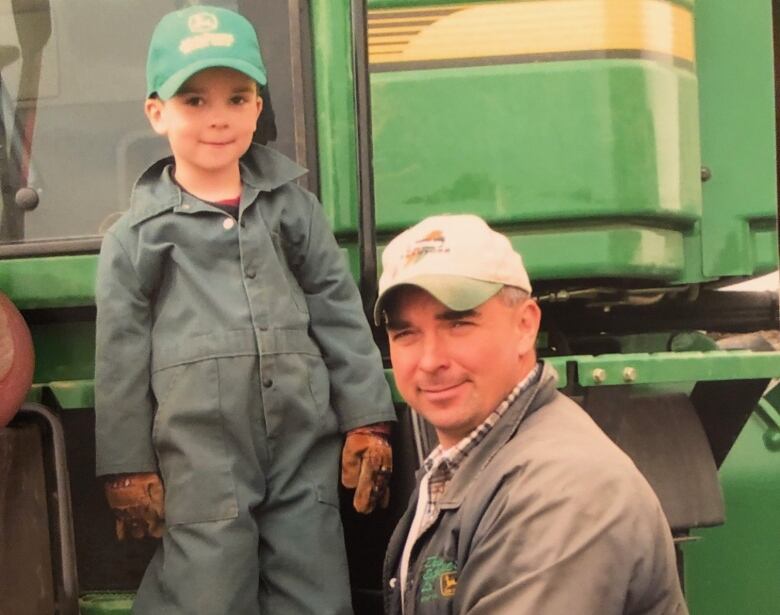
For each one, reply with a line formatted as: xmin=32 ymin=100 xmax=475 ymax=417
xmin=305 ymin=352 xmax=331 ymax=417
xmin=271 ymin=230 xmax=309 ymax=315
xmin=151 ymin=359 xmax=239 ymax=525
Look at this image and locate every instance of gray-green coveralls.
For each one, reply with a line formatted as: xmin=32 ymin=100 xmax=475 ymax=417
xmin=384 ymin=362 xmax=687 ymax=615
xmin=95 ymin=144 xmax=396 ymax=615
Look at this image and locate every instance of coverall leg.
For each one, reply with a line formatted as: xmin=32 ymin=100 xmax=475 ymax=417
xmin=132 ymin=353 xmax=353 ymax=614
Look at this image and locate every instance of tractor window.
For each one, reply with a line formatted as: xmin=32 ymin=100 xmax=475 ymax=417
xmin=0 ymin=0 xmax=316 ymax=253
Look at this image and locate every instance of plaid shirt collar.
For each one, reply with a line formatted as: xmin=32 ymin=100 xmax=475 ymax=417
xmin=419 ymin=363 xmax=542 ymax=523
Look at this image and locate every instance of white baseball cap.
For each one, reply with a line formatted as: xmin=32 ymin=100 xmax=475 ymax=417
xmin=374 ymin=214 xmax=532 ymax=325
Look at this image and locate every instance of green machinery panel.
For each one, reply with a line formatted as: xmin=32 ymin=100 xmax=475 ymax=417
xmin=370 ymin=58 xmax=702 ymax=282
xmin=312 ymin=0 xmax=776 ymax=284
xmin=696 ymin=0 xmax=778 ymax=277
xmin=685 ymin=407 xmax=780 ymax=614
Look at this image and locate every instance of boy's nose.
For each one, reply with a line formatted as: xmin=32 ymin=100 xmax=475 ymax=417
xmin=208 ymin=107 xmax=229 ymax=128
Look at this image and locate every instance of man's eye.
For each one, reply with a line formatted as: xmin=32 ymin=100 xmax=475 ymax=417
xmin=450 ymin=320 xmax=474 ymax=330
xmin=389 ymin=329 xmax=413 ymax=341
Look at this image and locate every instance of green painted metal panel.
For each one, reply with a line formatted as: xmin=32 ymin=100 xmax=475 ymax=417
xmin=310 ymin=0 xmax=360 ymax=235
xmin=374 ymin=224 xmax=686 ymax=282
xmin=30 ymin=321 xmax=96 ymax=383
xmin=370 ymin=60 xmax=703 ymax=282
xmin=0 ymin=255 xmax=97 ymax=309
xmin=696 ymin=0 xmax=778 ymax=277
xmin=575 ymin=350 xmax=780 ymax=387
xmin=755 ymin=396 xmax=780 ymax=452
xmin=50 ymin=380 xmax=94 ymax=410
xmin=79 ymin=593 xmax=134 ymax=615
xmin=685 ymin=412 xmax=780 ymax=614
xmin=28 ymin=381 xmax=94 ymax=410
xmin=510 ymin=225 xmax=685 ymax=281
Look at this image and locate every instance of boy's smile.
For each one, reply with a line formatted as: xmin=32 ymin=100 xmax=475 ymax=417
xmin=144 ymin=67 xmax=262 ymax=200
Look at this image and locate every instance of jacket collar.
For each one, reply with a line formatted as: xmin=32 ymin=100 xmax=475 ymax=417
xmin=435 ymin=361 xmax=559 ymax=510
xmin=127 ymin=143 xmax=307 ymax=226
xmin=383 ymin=362 xmax=560 ymax=588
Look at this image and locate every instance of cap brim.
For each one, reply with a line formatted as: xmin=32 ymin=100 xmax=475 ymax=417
xmin=373 ymin=275 xmax=502 ymax=325
xmin=153 ymin=58 xmax=267 ymax=99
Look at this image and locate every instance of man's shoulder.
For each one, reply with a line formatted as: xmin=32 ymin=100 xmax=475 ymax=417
xmin=472 ymin=394 xmax=665 ymax=538
xmin=500 ymin=392 xmax=652 ymax=495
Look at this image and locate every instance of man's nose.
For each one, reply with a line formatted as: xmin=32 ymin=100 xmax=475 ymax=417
xmin=418 ymin=334 xmax=449 ymax=372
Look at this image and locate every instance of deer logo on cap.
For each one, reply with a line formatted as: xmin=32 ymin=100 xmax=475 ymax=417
xmin=403 ymin=229 xmax=449 ymax=266
xmin=180 ymin=12 xmax=234 ymax=54
xmin=188 ymin=12 xmax=219 ymax=34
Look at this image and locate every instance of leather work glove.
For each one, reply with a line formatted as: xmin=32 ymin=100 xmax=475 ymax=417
xmin=341 ymin=422 xmax=393 ymax=514
xmin=104 ymin=472 xmax=166 ymax=540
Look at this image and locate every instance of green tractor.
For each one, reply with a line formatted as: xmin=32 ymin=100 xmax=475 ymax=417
xmin=0 ymin=1 xmax=778 ymax=613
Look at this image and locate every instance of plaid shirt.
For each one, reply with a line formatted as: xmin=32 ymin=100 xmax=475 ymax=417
xmin=418 ymin=363 xmax=541 ymax=530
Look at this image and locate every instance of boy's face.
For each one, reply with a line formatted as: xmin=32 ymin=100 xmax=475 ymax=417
xmin=144 ymin=67 xmax=262 ymax=181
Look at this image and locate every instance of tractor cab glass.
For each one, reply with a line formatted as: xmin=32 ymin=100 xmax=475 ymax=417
xmin=0 ymin=0 xmax=316 ymax=255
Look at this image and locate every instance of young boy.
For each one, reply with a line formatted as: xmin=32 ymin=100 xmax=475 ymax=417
xmin=94 ymin=6 xmax=396 ymax=614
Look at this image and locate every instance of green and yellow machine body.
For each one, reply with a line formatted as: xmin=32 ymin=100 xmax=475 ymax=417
xmin=0 ymin=1 xmax=777 ymax=613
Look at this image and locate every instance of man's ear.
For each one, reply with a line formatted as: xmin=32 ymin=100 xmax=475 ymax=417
xmin=144 ymin=98 xmax=167 ymax=136
xmin=516 ymin=299 xmax=542 ymax=355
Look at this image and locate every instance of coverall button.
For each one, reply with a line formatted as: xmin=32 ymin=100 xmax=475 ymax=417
xmin=245 ymin=268 xmax=256 ymax=279
xmin=223 ymin=217 xmax=235 ymax=230
xmin=262 ymin=378 xmax=273 ymax=388
xmin=389 ymin=578 xmax=397 ymax=589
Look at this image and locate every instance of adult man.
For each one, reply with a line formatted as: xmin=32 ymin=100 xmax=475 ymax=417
xmin=375 ymin=214 xmax=688 ymax=615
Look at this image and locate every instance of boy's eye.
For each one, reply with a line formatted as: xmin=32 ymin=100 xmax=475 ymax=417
xmin=183 ymin=96 xmax=204 ymax=107
xmin=230 ymin=95 xmax=248 ymax=105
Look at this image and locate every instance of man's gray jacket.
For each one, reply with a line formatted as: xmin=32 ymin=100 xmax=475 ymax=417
xmin=383 ymin=362 xmax=688 ymax=615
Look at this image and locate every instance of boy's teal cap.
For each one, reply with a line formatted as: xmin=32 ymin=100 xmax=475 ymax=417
xmin=146 ymin=5 xmax=267 ymax=100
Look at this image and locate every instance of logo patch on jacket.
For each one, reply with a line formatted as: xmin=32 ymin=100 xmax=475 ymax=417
xmin=420 ymin=556 xmax=458 ymax=602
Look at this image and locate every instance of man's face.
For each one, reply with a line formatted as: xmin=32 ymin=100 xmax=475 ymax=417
xmin=387 ymin=286 xmax=540 ymax=449
xmin=144 ymin=67 xmax=262 ymax=184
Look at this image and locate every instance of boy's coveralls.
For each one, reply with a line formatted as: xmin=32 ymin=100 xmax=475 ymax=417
xmin=95 ymin=143 xmax=396 ymax=614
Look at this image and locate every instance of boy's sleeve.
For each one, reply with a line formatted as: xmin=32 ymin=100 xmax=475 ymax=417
xmin=94 ymin=230 xmax=158 ymax=476
xmin=292 ymin=191 xmax=396 ymax=432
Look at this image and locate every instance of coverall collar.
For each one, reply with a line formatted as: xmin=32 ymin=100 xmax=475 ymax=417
xmin=128 ymin=143 xmax=307 ymax=226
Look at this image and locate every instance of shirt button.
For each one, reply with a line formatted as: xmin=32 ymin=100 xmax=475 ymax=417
xmin=245 ymin=268 xmax=256 ymax=279
xmin=389 ymin=578 xmax=397 ymax=589
xmin=262 ymin=377 xmax=273 ymax=388
xmin=223 ymin=217 xmax=235 ymax=230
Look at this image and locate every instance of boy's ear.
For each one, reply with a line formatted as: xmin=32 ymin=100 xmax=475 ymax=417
xmin=144 ymin=98 xmax=167 ymax=136
xmin=255 ymin=96 xmax=263 ymax=120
